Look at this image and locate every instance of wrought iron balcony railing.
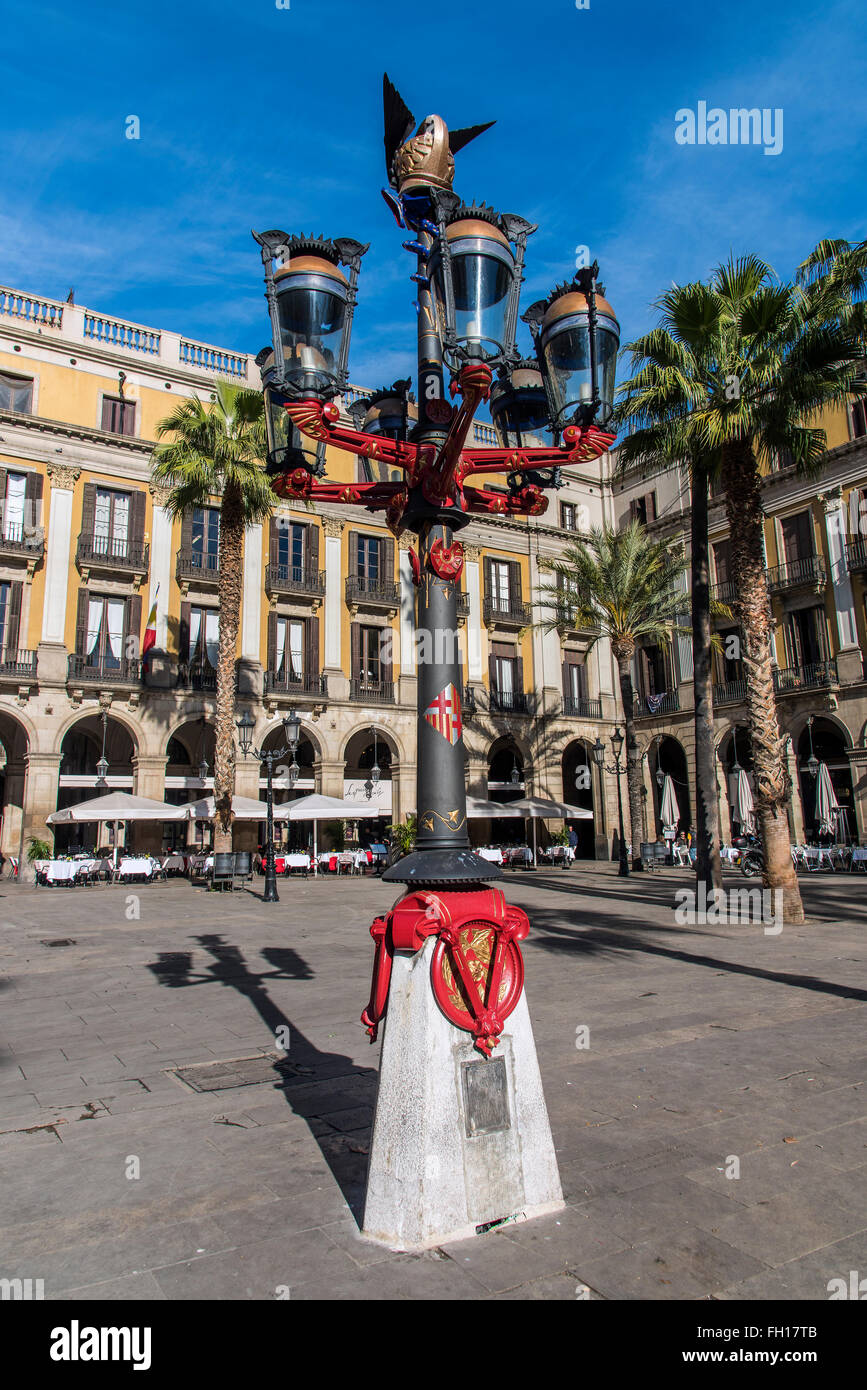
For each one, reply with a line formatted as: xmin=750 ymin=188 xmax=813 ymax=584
xmin=712 ymin=678 xmax=747 ymax=706
xmin=177 ymin=549 xmax=220 ymax=581
xmin=773 ymin=660 xmax=838 ymax=694
xmin=456 ymin=589 xmax=470 ymax=618
xmin=711 ymin=579 xmax=738 ymax=605
xmin=265 ymin=564 xmax=326 ymax=597
xmin=77 ymin=536 xmax=149 ymax=570
xmin=635 ymin=691 xmax=680 ymax=716
xmin=350 ymin=677 xmax=395 ymax=704
xmin=562 ymin=696 xmax=603 ymax=719
xmin=0 ymin=648 xmax=37 ymax=678
xmin=483 ymin=597 xmax=532 ymax=627
xmin=844 ymin=538 xmax=867 ymax=574
xmin=68 ymin=653 xmax=141 ymax=684
xmin=264 ymin=670 xmax=327 ymax=696
xmin=178 ymin=660 xmax=218 ymax=691
xmin=766 ymin=555 xmax=826 ymax=593
xmin=0 ymin=523 xmax=43 ymax=557
xmin=345 ymin=575 xmax=401 ymax=606
xmin=489 ymin=688 xmax=529 ymax=715
xmin=462 ymin=684 xmax=478 ymax=715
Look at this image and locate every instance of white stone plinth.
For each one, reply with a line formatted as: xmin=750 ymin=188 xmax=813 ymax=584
xmin=362 ymin=938 xmax=563 ymax=1250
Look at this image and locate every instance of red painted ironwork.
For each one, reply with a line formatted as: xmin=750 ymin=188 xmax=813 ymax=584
xmin=360 ymin=887 xmax=529 ymax=1057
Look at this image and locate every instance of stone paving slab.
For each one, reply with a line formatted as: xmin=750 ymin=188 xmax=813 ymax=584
xmin=0 ymin=868 xmax=865 ymax=1300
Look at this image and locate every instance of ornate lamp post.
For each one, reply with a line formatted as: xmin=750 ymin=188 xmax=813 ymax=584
xmin=593 ymin=729 xmax=630 ymax=877
xmin=804 ymin=715 xmax=819 ymax=779
xmin=95 ymin=710 xmax=109 ymax=790
xmin=252 ymin=74 xmax=618 ymax=1248
xmin=236 ymin=709 xmax=300 ymax=904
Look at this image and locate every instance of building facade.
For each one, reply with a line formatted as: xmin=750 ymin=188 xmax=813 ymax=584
xmin=611 ymin=397 xmax=867 ymax=849
xmin=0 ymin=283 xmax=629 ymax=874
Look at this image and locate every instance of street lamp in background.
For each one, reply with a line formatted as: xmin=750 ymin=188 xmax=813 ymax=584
xmin=593 ymin=728 xmax=630 ymax=877
xmin=95 ymin=711 xmax=109 ymax=790
xmin=236 ymin=708 xmax=301 ymax=904
xmin=804 ymin=715 xmax=819 ymax=779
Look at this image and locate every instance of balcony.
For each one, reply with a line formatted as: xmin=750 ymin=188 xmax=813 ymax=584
xmin=489 ymin=689 xmax=529 ymax=715
xmin=345 ymin=575 xmax=400 ymax=613
xmin=178 ymin=660 xmax=217 ymax=692
xmin=350 ymin=677 xmax=395 ymax=704
xmin=773 ymin=660 xmax=838 ymax=695
xmin=0 ymin=648 xmax=37 ymax=683
xmin=177 ymin=549 xmax=220 ymax=587
xmin=456 ymin=589 xmax=470 ymax=619
xmin=68 ymin=653 xmax=141 ymax=687
xmin=265 ymin=564 xmax=326 ymax=600
xmin=483 ymin=597 xmax=532 ymax=629
xmin=563 ymin=696 xmax=603 ymax=719
xmin=845 ymin=539 xmax=867 ymax=574
xmin=462 ymin=684 xmax=478 ymax=715
xmin=635 ymin=691 xmax=680 ymax=717
xmin=713 ymin=678 xmax=747 ymax=706
xmin=0 ymin=522 xmax=44 ymax=565
xmin=711 ymin=580 xmax=738 ymax=605
xmin=766 ymin=555 xmax=826 ymax=595
xmin=264 ymin=670 xmax=327 ymax=698
xmin=77 ymin=535 xmax=149 ymax=579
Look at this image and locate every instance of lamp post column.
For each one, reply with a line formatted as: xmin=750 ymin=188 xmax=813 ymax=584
xmin=615 ymin=753 xmax=630 ymax=877
xmin=262 ymin=752 xmax=279 ymax=903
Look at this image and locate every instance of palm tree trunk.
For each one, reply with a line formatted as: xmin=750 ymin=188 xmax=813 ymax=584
xmin=691 ymin=465 xmax=723 ymax=891
xmin=213 ymin=485 xmax=245 ymax=855
xmin=614 ymin=652 xmax=645 ymax=869
xmin=723 ymin=442 xmax=804 ymax=923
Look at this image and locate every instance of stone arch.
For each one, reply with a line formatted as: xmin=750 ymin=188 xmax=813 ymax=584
xmin=339 ymin=722 xmax=405 ymax=768
xmin=794 ymin=715 xmax=855 ymax=843
xmin=647 ymin=733 xmax=692 ymax=835
xmin=561 ymin=737 xmax=596 ymax=859
xmin=54 ymin=704 xmax=142 ymax=760
xmin=0 ymin=709 xmax=32 ymax=859
xmin=54 ymin=711 xmax=139 ymax=855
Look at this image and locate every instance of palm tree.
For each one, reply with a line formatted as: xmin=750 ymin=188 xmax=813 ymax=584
xmin=153 ymin=382 xmax=272 ymax=852
xmin=612 ymin=247 xmax=866 ymax=923
xmin=537 ymin=521 xmax=689 ymax=869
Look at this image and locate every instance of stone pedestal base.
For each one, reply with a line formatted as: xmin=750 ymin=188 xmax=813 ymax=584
xmin=362 ymin=938 xmax=563 ymax=1250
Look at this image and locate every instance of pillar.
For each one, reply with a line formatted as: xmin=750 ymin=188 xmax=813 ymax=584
xmin=18 ymin=752 xmax=62 ymax=882
xmin=38 ymin=464 xmax=80 ymax=685
xmin=823 ymin=492 xmax=862 ymax=684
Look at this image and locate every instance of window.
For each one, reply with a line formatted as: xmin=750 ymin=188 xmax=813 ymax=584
xmin=637 ymin=644 xmax=671 ymax=699
xmin=783 ymin=607 xmax=828 ymax=669
xmin=0 ymin=581 xmax=21 ymax=654
xmin=101 ymin=395 xmax=136 ymax=436
xmin=490 ymin=560 xmax=511 ymax=613
xmin=359 ymin=626 xmax=382 ymax=683
xmin=273 ymin=618 xmax=305 ymax=681
xmin=92 ymin=489 xmax=130 ymax=558
xmin=81 ymin=595 xmax=126 ymax=670
xmin=629 ymin=492 xmax=657 ymax=525
xmin=850 ymin=399 xmax=867 ymax=440
xmin=780 ymin=511 xmax=814 ymax=564
xmin=0 ymin=372 xmax=33 ymax=414
xmin=188 ymin=606 xmax=219 ymax=667
xmin=357 ymin=535 xmax=381 ymax=581
xmin=275 ymin=521 xmax=306 ymax=580
xmin=357 ymin=457 xmax=375 ymax=484
xmin=563 ymin=657 xmax=587 ymax=702
xmin=191 ymin=508 xmax=220 ymax=570
xmin=3 ymin=472 xmax=27 ymax=543
xmin=561 ymin=502 xmax=577 ymax=531
xmin=713 ymin=539 xmax=732 ymax=587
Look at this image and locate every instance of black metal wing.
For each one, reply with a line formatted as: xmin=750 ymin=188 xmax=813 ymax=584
xmin=449 ymin=121 xmax=496 ymax=155
xmin=383 ymin=74 xmax=416 ymax=185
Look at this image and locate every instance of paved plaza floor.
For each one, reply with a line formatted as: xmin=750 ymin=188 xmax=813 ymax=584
xmin=0 ymin=865 xmax=865 ymax=1300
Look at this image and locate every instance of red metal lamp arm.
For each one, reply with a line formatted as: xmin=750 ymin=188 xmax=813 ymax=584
xmin=283 ymin=399 xmax=433 ymax=483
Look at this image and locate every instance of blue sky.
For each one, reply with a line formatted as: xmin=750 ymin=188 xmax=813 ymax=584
xmin=2 ymin=0 xmax=865 ymax=391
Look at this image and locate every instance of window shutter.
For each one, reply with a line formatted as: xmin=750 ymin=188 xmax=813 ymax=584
xmin=348 ymin=531 xmax=359 ymax=576
xmin=648 ymin=492 xmax=657 ymax=522
xmin=488 ymin=650 xmax=496 ymax=690
xmin=561 ymin=658 xmax=568 ymax=698
xmin=125 ymin=595 xmax=142 ymax=660
xmin=80 ymin=482 xmax=97 ymax=541
xmin=515 ymin=652 xmax=524 ymax=695
xmin=24 ymin=470 xmax=43 ymax=532
xmin=306 ymin=615 xmax=319 ymax=676
xmin=383 ymin=537 xmax=395 ymax=584
xmin=269 ymin=517 xmax=280 ymax=568
xmin=308 ymin=523 xmax=320 ymax=576
xmin=179 ymin=601 xmax=191 ymax=661
xmin=380 ymin=627 xmax=392 ymax=685
xmin=267 ymin=609 xmax=277 ymax=671
xmin=123 ymin=401 xmax=136 ymax=437
xmin=75 ymin=587 xmax=89 ymax=655
xmin=508 ymin=561 xmax=522 ymax=608
xmin=0 ymin=468 xmax=7 ymax=504
xmin=130 ymin=490 xmax=146 ymax=544
xmin=180 ymin=512 xmax=193 ymax=556
xmin=5 ymin=581 xmax=22 ymax=654
xmin=351 ymin=622 xmax=361 ymax=677
xmin=483 ymin=556 xmax=493 ymax=601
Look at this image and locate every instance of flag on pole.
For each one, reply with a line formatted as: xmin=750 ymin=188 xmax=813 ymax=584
xmin=142 ymin=586 xmax=159 ymax=657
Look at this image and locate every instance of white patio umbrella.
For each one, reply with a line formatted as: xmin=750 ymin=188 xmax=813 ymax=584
xmin=47 ymin=791 xmax=185 ymax=865
xmin=284 ymin=792 xmax=380 ymax=861
xmin=465 ymin=796 xmax=526 ymax=818
xmin=660 ymin=775 xmax=680 ymax=835
xmin=508 ymin=795 xmax=593 ymax=863
xmin=815 ymin=762 xmax=839 ymax=838
xmin=184 ymin=794 xmax=274 ymax=821
xmin=735 ymin=769 xmax=755 ymax=836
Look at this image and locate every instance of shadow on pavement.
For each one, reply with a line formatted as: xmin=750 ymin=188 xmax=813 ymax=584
xmin=147 ymin=934 xmax=375 ymax=1224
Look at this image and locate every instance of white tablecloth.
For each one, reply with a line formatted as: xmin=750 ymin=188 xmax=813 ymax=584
xmin=278 ymin=853 xmax=311 ymax=871
xmin=116 ymin=858 xmax=154 ymax=878
xmin=43 ymin=860 xmax=76 ymax=882
xmin=162 ymin=854 xmax=186 ymax=872
xmin=477 ymin=848 xmax=504 ymax=864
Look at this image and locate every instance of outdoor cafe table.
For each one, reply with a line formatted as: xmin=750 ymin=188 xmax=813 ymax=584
xmin=850 ymin=847 xmax=867 ymax=871
xmin=477 ymin=847 xmax=504 ymax=864
xmin=275 ymin=853 xmax=312 ymax=876
xmin=115 ymin=857 xmax=157 ymax=879
xmin=161 ymin=854 xmax=186 ymax=874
